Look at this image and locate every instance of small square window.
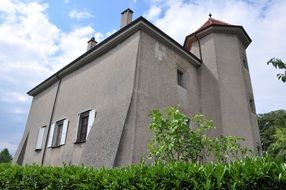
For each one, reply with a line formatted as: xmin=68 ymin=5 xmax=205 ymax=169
xmin=52 ymin=120 xmax=64 ymax=147
xmin=177 ymin=69 xmax=185 ymax=88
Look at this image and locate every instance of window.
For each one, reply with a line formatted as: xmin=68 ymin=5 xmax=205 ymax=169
xmin=77 ymin=111 xmax=89 ymax=142
xmin=249 ymin=97 xmax=256 ymax=113
xmin=35 ymin=126 xmax=45 ymax=151
xmin=242 ymin=54 xmax=249 ymax=70
xmin=177 ymin=69 xmax=185 ymax=88
xmin=52 ymin=120 xmax=63 ymax=147
xmin=48 ymin=119 xmax=69 ymax=148
xmin=75 ymin=109 xmax=96 ymax=143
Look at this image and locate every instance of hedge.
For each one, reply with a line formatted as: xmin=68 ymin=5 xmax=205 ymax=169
xmin=1 ymin=157 xmax=286 ymax=190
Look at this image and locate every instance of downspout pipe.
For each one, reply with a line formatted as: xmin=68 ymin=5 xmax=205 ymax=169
xmin=41 ymin=74 xmax=62 ymax=165
xmin=194 ymin=33 xmax=204 ymax=121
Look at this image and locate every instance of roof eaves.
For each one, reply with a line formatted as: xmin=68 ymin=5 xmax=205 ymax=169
xmin=184 ymin=24 xmax=252 ymax=49
xmin=27 ymin=17 xmax=144 ymax=96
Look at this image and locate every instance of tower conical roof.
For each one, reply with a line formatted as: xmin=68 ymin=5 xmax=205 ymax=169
xmin=183 ymin=16 xmax=251 ymax=51
xmin=196 ymin=17 xmax=231 ymax=32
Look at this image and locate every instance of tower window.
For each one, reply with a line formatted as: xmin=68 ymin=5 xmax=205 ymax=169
xmin=249 ymin=97 xmax=256 ymax=113
xmin=242 ymin=54 xmax=249 ymax=70
xmin=177 ymin=69 xmax=185 ymax=88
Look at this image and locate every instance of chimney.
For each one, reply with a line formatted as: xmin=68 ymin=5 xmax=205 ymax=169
xmin=121 ymin=8 xmax=133 ymax=28
xmin=87 ymin=37 xmax=97 ymax=51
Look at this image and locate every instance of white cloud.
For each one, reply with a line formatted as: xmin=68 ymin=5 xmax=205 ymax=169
xmin=145 ymin=0 xmax=286 ymax=113
xmin=1 ymin=92 xmax=29 ymax=103
xmin=69 ymin=9 xmax=93 ymax=20
xmin=0 ymin=0 xmax=113 ymax=153
xmin=143 ymin=5 xmax=161 ymax=21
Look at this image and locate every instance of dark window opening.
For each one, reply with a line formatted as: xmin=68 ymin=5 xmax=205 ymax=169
xmin=242 ymin=55 xmax=249 ymax=70
xmin=52 ymin=120 xmax=63 ymax=147
xmin=249 ymin=97 xmax=256 ymax=113
xmin=77 ymin=111 xmax=89 ymax=143
xmin=177 ymin=69 xmax=185 ymax=88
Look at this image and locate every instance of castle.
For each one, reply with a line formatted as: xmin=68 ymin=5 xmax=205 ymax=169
xmin=13 ymin=9 xmax=261 ymax=167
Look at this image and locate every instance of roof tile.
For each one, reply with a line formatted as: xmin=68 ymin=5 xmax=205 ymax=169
xmin=197 ymin=18 xmax=231 ymax=32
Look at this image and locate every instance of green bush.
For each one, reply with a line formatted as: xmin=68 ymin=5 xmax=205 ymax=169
xmin=1 ymin=157 xmax=286 ymax=189
xmin=148 ymin=107 xmax=250 ymax=164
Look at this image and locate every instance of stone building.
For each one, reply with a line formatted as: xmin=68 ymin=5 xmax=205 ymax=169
xmin=13 ymin=9 xmax=261 ymax=167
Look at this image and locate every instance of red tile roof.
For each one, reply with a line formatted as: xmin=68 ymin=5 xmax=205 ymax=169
xmin=183 ymin=17 xmax=233 ymax=50
xmin=197 ymin=17 xmax=231 ymax=32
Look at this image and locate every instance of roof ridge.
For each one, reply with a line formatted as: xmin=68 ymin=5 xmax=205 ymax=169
xmin=197 ymin=17 xmax=231 ymax=32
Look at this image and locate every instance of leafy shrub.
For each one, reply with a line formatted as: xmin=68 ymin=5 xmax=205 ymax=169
xmin=1 ymin=157 xmax=286 ymax=189
xmin=147 ymin=107 xmax=250 ymax=164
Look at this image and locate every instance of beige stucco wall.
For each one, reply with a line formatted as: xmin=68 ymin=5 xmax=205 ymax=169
xmin=130 ymin=31 xmax=200 ymax=163
xmin=191 ymin=34 xmax=223 ymax=137
xmin=214 ymin=33 xmax=255 ymax=149
xmin=191 ymin=32 xmax=260 ymax=151
xmin=16 ymin=82 xmax=59 ymax=164
xmin=16 ymin=31 xmax=141 ymax=167
xmin=15 ymin=24 xmax=260 ymax=167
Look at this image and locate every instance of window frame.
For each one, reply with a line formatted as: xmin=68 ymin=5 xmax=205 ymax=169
xmin=242 ymin=53 xmax=249 ymax=70
xmin=47 ymin=119 xmax=69 ymax=148
xmin=75 ymin=109 xmax=96 ymax=144
xmin=177 ymin=69 xmax=185 ymax=88
xmin=52 ymin=120 xmax=64 ymax=147
xmin=249 ymin=97 xmax=256 ymax=114
xmin=76 ymin=111 xmax=90 ymax=143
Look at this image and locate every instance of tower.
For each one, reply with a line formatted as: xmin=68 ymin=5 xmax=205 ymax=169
xmin=184 ymin=16 xmax=261 ymax=152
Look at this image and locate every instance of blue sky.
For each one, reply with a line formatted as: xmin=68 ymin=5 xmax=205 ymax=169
xmin=0 ymin=0 xmax=286 ymax=155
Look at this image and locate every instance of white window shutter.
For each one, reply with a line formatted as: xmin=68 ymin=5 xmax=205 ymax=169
xmin=74 ymin=115 xmax=80 ymax=142
xmin=87 ymin=110 xmax=96 ymax=139
xmin=47 ymin=124 xmax=55 ymax=147
xmin=60 ymin=119 xmax=69 ymax=145
xmin=36 ymin=127 xmax=45 ymax=150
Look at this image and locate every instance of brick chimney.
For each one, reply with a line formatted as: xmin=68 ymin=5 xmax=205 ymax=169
xmin=87 ymin=37 xmax=97 ymax=51
xmin=121 ymin=8 xmax=133 ymax=28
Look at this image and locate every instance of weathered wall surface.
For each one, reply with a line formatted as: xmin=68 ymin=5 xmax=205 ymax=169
xmin=13 ymin=82 xmax=59 ymax=164
xmin=191 ymin=32 xmax=259 ymax=151
xmin=17 ymin=31 xmax=140 ymax=167
xmin=191 ymin=34 xmax=223 ymax=137
xmin=214 ymin=33 xmax=255 ymax=149
xmin=15 ymin=23 xmax=260 ymax=167
xmin=131 ymin=31 xmax=200 ymax=163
